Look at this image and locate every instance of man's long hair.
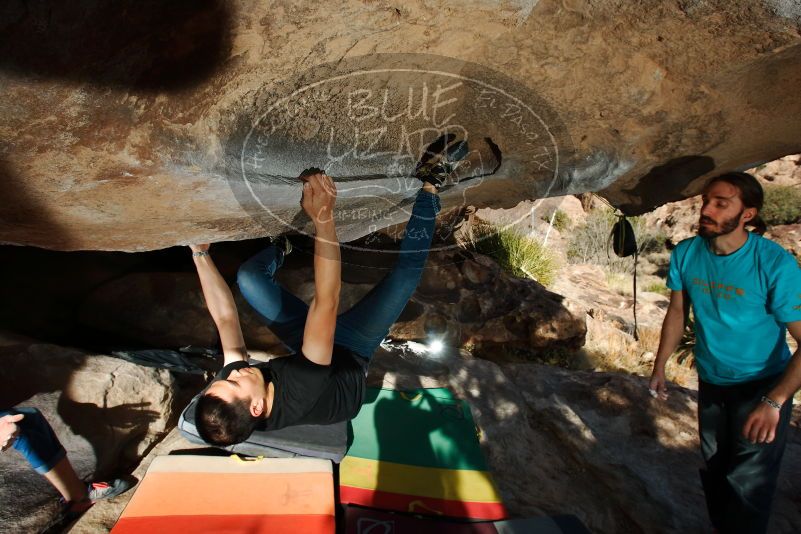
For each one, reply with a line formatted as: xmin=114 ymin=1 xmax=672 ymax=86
xmin=196 ymin=392 xmax=259 ymax=446
xmin=706 ymin=172 xmax=767 ymax=234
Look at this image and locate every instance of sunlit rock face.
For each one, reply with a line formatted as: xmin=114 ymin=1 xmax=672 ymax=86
xmin=1 ymin=0 xmax=800 ymax=251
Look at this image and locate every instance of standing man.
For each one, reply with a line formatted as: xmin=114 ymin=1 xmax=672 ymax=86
xmin=649 ymin=172 xmax=801 ymax=534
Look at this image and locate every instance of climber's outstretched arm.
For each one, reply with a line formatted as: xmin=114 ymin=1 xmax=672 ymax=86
xmin=190 ymin=244 xmax=248 ymax=365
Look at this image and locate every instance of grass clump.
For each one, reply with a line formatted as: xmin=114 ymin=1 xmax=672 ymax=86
xmin=762 ymin=185 xmax=801 ymax=226
xmin=541 ymin=209 xmax=571 ymax=231
xmin=468 ymin=223 xmax=558 ymax=286
xmin=644 ymin=282 xmax=670 ymax=296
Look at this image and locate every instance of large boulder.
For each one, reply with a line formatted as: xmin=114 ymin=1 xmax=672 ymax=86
xmin=0 ymin=332 xmax=177 ymax=532
xmin=2 ymin=1 xmax=801 ymax=251
xmin=76 ymin=246 xmax=587 ymax=358
xmin=645 ymin=195 xmax=703 ymax=244
xmin=396 ymin=249 xmax=587 ymax=355
xmin=77 ymin=272 xmax=287 ymax=354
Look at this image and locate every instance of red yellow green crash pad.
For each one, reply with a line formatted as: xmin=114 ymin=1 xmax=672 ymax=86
xmin=340 ymin=388 xmax=507 ymax=520
xmin=111 ymin=455 xmax=335 ymax=533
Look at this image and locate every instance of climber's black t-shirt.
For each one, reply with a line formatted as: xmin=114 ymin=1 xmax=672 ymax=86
xmin=215 ymin=345 xmax=367 ymax=430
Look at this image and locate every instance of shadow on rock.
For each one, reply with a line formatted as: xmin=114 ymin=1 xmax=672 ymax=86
xmin=0 ymin=0 xmax=232 ymax=91
xmin=58 ymin=399 xmax=161 ymax=477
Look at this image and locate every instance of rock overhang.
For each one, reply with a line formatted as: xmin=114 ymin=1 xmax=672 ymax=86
xmin=1 ymin=0 xmax=801 ymax=251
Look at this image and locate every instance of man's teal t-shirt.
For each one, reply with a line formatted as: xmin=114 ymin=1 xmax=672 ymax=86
xmin=667 ymin=233 xmax=801 ymax=385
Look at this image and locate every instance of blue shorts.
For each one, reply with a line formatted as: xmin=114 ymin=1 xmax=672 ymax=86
xmin=2 ymin=407 xmax=66 ymax=474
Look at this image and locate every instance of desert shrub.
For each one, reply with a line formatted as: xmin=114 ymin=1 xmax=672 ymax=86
xmin=468 ymin=223 xmax=558 ymax=286
xmin=674 ymin=315 xmax=696 ymax=367
xmin=541 ymin=209 xmax=571 ymax=231
xmin=644 ymin=282 xmax=670 ymax=296
xmin=761 ymin=185 xmax=801 ymax=226
xmin=566 ymin=206 xmax=667 ymax=273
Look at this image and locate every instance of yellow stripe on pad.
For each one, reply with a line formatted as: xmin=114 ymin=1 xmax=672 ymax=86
xmin=145 ymin=455 xmax=332 ymax=475
xmin=340 ymin=456 xmax=502 ymax=503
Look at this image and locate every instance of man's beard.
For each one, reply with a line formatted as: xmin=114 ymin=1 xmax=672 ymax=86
xmin=698 ymin=209 xmax=743 ymax=238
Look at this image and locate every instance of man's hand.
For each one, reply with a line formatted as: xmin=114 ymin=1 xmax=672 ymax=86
xmin=742 ymin=402 xmax=781 ymax=444
xmin=647 ymin=290 xmax=686 ymax=402
xmin=648 ymin=368 xmax=669 ymax=400
xmin=0 ymin=413 xmax=24 ymax=452
xmin=301 ymin=172 xmax=337 ymax=226
xmin=189 ymin=243 xmax=210 ymax=254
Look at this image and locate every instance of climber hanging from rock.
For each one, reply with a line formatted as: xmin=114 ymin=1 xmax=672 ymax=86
xmin=189 ymin=135 xmax=468 ymax=446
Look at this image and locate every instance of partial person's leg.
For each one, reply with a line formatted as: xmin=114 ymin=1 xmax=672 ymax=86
xmin=335 ymin=189 xmax=441 ymax=359
xmin=4 ymin=408 xmax=86 ymax=502
xmin=718 ymin=375 xmax=792 ymax=534
xmin=697 ymin=381 xmax=731 ymax=532
xmin=44 ymin=457 xmax=89 ymax=503
xmin=237 ymin=244 xmax=309 ymax=352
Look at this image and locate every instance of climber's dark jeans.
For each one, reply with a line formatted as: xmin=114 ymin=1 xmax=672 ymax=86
xmin=237 ymin=190 xmax=441 ymax=361
xmin=698 ymin=374 xmax=792 ymax=534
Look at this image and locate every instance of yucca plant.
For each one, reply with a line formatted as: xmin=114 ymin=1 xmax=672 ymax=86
xmin=468 ymin=222 xmax=558 ymax=287
xmin=675 ymin=314 xmax=696 ymax=367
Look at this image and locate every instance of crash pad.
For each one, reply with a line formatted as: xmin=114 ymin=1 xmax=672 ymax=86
xmin=111 ymin=455 xmax=335 ymax=533
xmin=340 ymin=388 xmax=507 ymax=520
xmin=344 ymin=506 xmax=591 ymax=534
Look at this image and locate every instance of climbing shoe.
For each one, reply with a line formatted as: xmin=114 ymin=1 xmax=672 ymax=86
xmin=415 ymin=137 xmax=469 ymax=190
xmin=270 ymin=235 xmax=292 ymax=257
xmin=58 ymin=478 xmax=135 ymax=523
xmin=414 ymin=132 xmax=456 ymax=176
xmin=86 ymin=478 xmax=134 ymax=501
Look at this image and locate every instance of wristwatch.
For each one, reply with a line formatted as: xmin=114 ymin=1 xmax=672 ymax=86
xmin=192 ymin=251 xmax=210 ymax=258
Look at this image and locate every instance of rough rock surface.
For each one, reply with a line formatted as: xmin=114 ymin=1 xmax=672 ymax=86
xmin=645 ymin=195 xmax=703 ymax=244
xmin=548 ymin=264 xmax=698 ymax=387
xmin=753 ymin=154 xmax=801 ymax=186
xmin=765 ymin=224 xmax=801 ymax=261
xmin=78 ymin=271 xmax=288 ymax=354
xmin=0 ymin=332 xmax=177 ymax=533
xmin=2 ymin=1 xmax=801 ymax=251
xmin=475 ymin=195 xmax=586 ymax=234
xmin=73 ymin=344 xmax=801 ymax=533
xmin=402 ymin=249 xmax=586 ymax=355
xmin=77 ymin=247 xmax=587 ymax=358
xmin=552 ymin=264 xmax=669 ymax=332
